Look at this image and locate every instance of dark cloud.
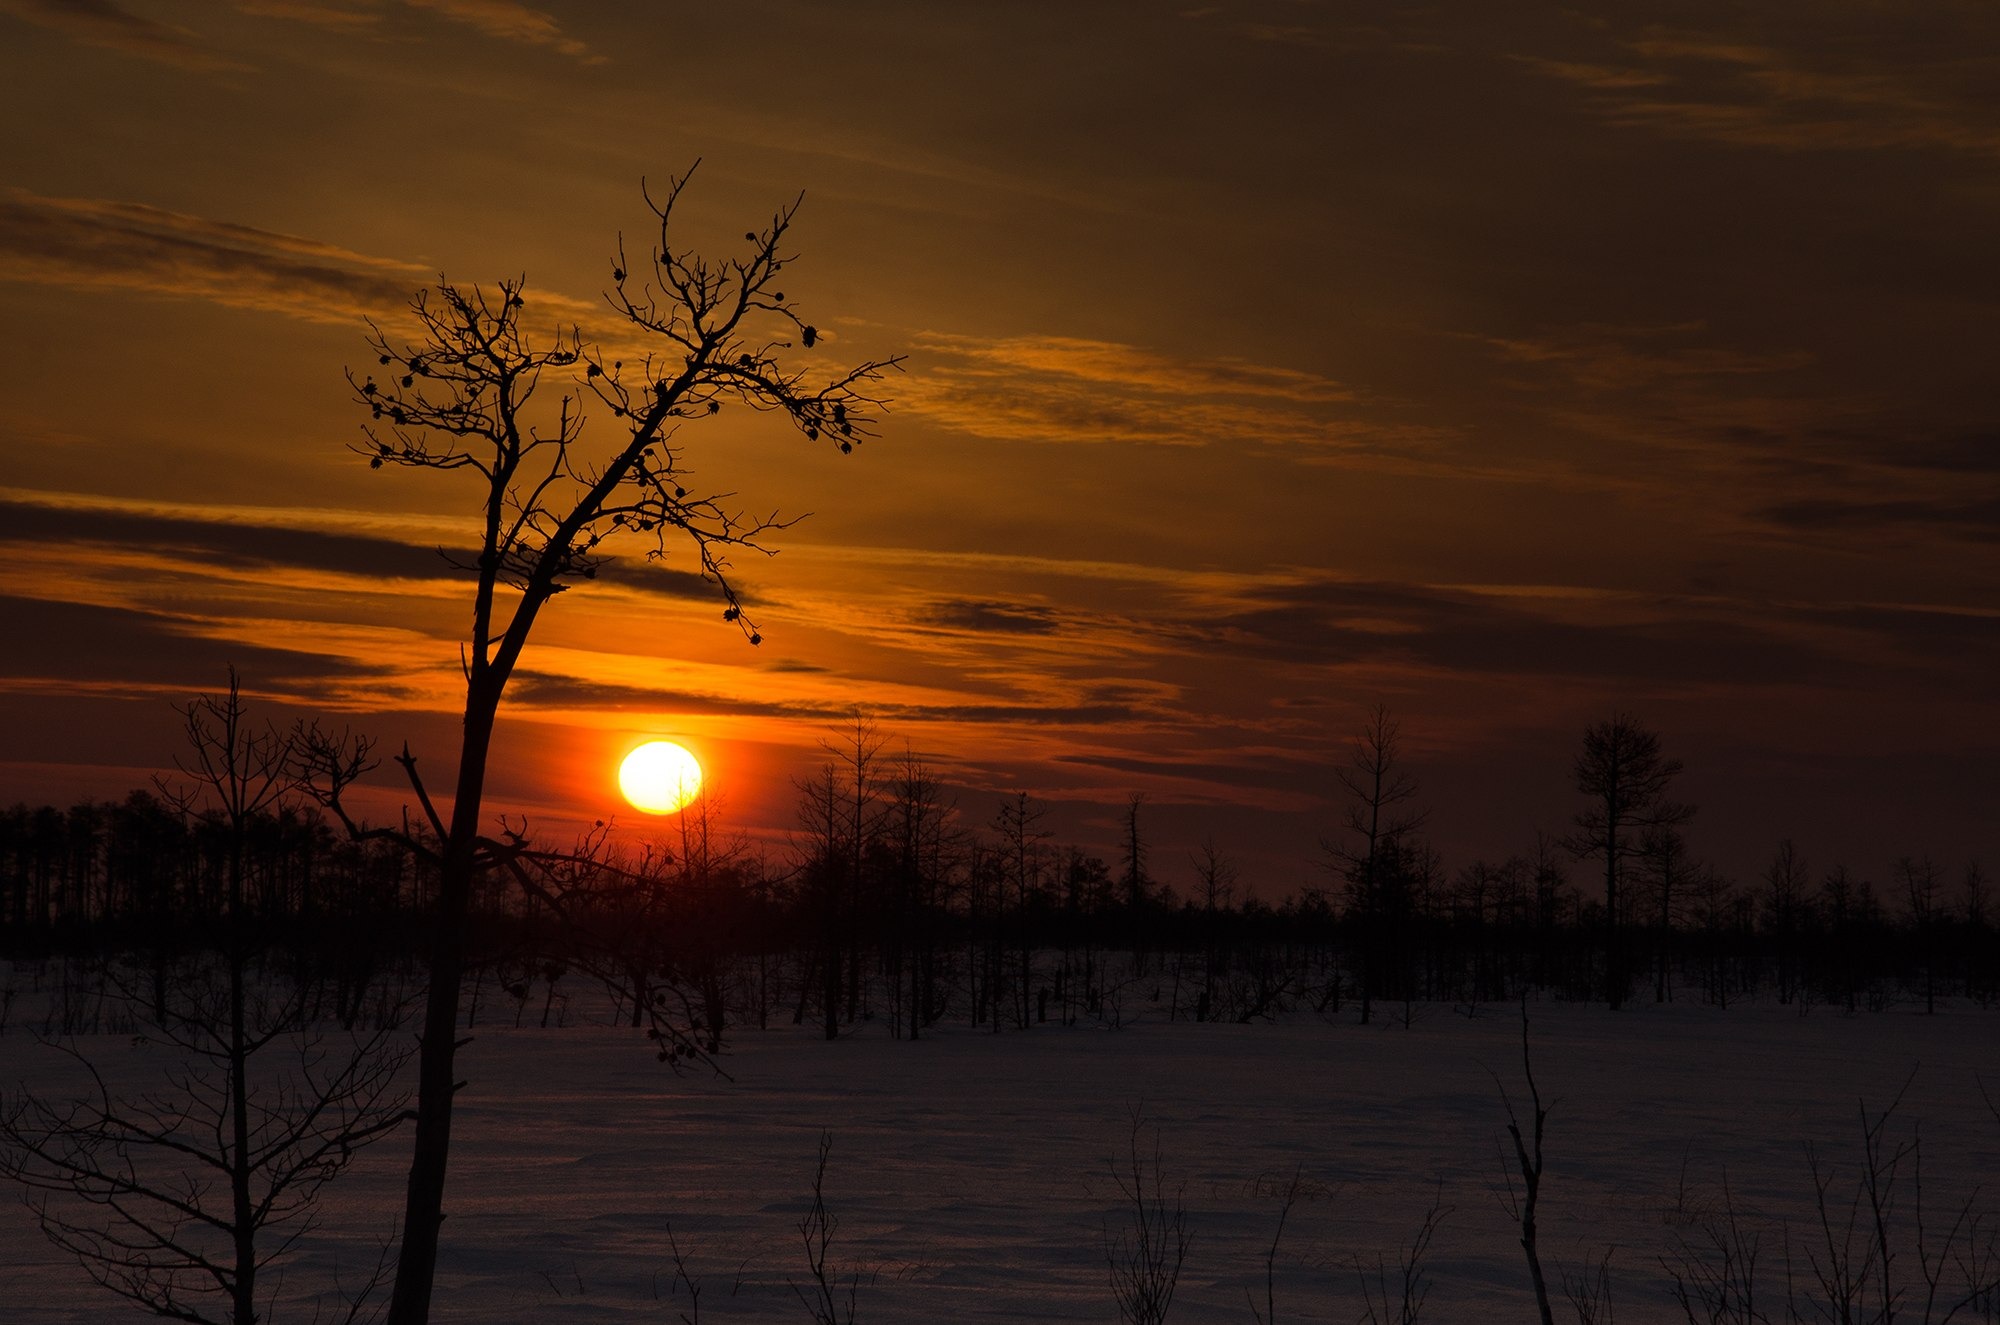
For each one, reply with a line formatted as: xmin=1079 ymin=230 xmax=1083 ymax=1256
xmin=0 ymin=0 xmax=246 ymax=71
xmin=0 ymin=593 xmax=383 ymax=685
xmin=1846 ymin=428 xmax=2000 ymax=476
xmin=1054 ymin=749 xmax=1328 ymax=797
xmin=1515 ymin=19 xmax=2000 ymax=159
xmin=0 ymin=497 xmax=725 ymax=601
xmin=608 ymin=557 xmax=733 ymax=603
xmin=0 ymin=191 xmax=422 ymax=324
xmin=512 ymin=671 xmax=1139 ymax=727
xmin=399 ymin=0 xmax=595 ymax=61
xmin=919 ymin=598 xmax=1061 ymax=635
xmin=0 ymin=498 xmax=466 ymax=581
xmin=1191 ymin=577 xmax=1991 ymax=690
xmin=1756 ymin=495 xmax=2000 ymax=543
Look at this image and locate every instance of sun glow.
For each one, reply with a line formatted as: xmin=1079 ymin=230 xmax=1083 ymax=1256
xmin=617 ymin=741 xmax=703 ymax=815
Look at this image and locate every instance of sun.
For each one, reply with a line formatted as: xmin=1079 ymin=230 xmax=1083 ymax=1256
xmin=617 ymin=741 xmax=703 ymax=815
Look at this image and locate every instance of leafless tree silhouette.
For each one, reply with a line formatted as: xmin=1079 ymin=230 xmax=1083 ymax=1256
xmin=1104 ymin=1110 xmax=1192 ymax=1325
xmin=1328 ymin=704 xmax=1425 ymax=1025
xmin=1496 ymin=1000 xmax=1557 ymax=1325
xmin=0 ymin=673 xmax=407 ymax=1325
xmin=1565 ymin=714 xmax=1693 ymax=1010
xmin=304 ymin=164 xmax=901 ymax=1325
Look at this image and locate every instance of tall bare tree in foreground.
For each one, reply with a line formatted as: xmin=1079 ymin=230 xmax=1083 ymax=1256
xmin=1565 ymin=713 xmax=1692 ymax=1010
xmin=309 ymin=165 xmax=900 ymax=1325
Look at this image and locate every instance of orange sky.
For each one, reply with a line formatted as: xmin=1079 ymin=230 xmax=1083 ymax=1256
xmin=2 ymin=1 xmax=1996 ymax=893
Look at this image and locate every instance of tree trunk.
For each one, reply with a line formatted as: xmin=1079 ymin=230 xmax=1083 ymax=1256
xmin=228 ymin=836 xmax=257 ymax=1325
xmin=387 ymin=682 xmax=499 ymax=1325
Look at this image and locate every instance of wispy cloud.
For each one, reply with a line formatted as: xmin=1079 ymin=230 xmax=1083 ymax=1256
xmin=1518 ymin=28 xmax=2000 ymax=157
xmin=231 ymin=0 xmax=382 ymax=33
xmin=0 ymin=0 xmax=247 ymax=71
xmin=0 ymin=190 xmax=426 ymax=323
xmin=1756 ymin=495 xmax=2000 ymax=546
xmin=400 ymin=0 xmax=592 ymax=60
xmin=916 ymin=332 xmax=1354 ymax=405
xmin=1477 ymin=324 xmax=1813 ymax=393
xmin=0 ymin=489 xmax=725 ymax=602
xmin=512 ymin=670 xmax=1145 ymax=729
xmin=0 ymin=190 xmax=615 ymax=333
xmin=0 ymin=593 xmax=386 ymax=690
xmin=901 ymin=330 xmax=1448 ymax=457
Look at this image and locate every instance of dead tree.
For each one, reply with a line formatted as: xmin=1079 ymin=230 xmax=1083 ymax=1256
xmin=0 ymin=673 xmax=407 ymax=1325
xmin=310 ymin=165 xmax=900 ymax=1325
xmin=1496 ymin=1000 xmax=1556 ymax=1325
xmin=1565 ymin=714 xmax=1693 ymax=1010
xmin=1105 ymin=1110 xmax=1192 ymax=1325
xmin=1356 ymin=1182 xmax=1450 ymax=1325
xmin=1328 ymin=704 xmax=1425 ymax=1025
xmin=792 ymin=1131 xmax=857 ymax=1325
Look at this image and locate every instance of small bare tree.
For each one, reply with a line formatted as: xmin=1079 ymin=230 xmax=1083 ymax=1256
xmin=1328 ymin=705 xmax=1425 ymax=1025
xmin=0 ymin=673 xmax=408 ymax=1325
xmin=1105 ymin=1110 xmax=1192 ymax=1325
xmin=1357 ymin=1183 xmax=1451 ymax=1325
xmin=1496 ymin=999 xmax=1557 ymax=1325
xmin=1249 ymin=1164 xmax=1304 ymax=1325
xmin=792 ymin=1131 xmax=858 ymax=1325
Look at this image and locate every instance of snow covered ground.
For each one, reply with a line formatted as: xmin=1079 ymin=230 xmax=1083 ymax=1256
xmin=4 ymin=997 xmax=1998 ymax=1323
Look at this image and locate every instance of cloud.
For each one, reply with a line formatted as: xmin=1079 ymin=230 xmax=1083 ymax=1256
xmin=232 ymin=0 xmax=595 ymax=57
xmin=231 ymin=0 xmax=382 ymax=32
xmin=0 ymin=0 xmax=247 ymax=71
xmin=1518 ymin=27 xmax=2000 ymax=158
xmin=900 ymin=330 xmax=1449 ymax=457
xmin=0 ymin=190 xmax=428 ymax=324
xmin=511 ymin=671 xmax=1142 ymax=728
xmin=401 ymin=0 xmax=593 ymax=60
xmin=1478 ymin=326 xmax=1813 ymax=393
xmin=1807 ymin=424 xmax=2000 ymax=479
xmin=917 ymin=598 xmax=1062 ymax=636
xmin=1181 ymin=574 xmax=1995 ymax=693
xmin=0 ymin=492 xmax=724 ymax=601
xmin=916 ymin=333 xmax=1355 ymax=406
xmin=0 ymin=495 xmax=464 ymax=582
xmin=1755 ymin=495 xmax=2000 ymax=545
xmin=0 ymin=593 xmax=384 ymax=688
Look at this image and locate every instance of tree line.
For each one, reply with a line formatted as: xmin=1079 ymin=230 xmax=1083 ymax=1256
xmin=3 ymin=710 xmax=1991 ymax=1043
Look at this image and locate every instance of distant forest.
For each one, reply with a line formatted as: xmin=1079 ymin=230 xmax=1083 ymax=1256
xmin=2 ymin=707 xmax=1991 ymax=1045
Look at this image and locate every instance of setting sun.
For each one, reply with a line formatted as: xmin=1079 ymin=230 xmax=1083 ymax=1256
xmin=617 ymin=741 xmax=703 ymax=815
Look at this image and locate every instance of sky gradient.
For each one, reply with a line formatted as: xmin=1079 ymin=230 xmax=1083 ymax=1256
xmin=2 ymin=0 xmax=1995 ymax=894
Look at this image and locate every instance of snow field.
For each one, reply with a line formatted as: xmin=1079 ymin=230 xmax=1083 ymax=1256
xmin=4 ymin=1000 xmax=1998 ymax=1323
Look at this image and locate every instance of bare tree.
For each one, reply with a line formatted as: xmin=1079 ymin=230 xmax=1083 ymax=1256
xmin=1565 ymin=714 xmax=1693 ymax=1010
xmin=994 ymin=791 xmax=1051 ymax=1028
xmin=886 ymin=746 xmax=959 ymax=1041
xmin=1900 ymin=854 xmax=1945 ymax=1016
xmin=1249 ymin=1165 xmax=1304 ymax=1325
xmin=1357 ymin=1183 xmax=1451 ymax=1325
xmin=1328 ymin=705 xmax=1425 ymax=1025
xmin=1762 ymin=840 xmax=1811 ymax=1007
xmin=791 ymin=1131 xmax=858 ymax=1325
xmin=1105 ymin=1110 xmax=1192 ymax=1325
xmin=0 ymin=673 xmax=407 ymax=1325
xmin=306 ymin=165 xmax=900 ymax=1325
xmin=1123 ymin=793 xmax=1152 ymax=975
xmin=1643 ymin=827 xmax=1696 ymax=1004
xmin=1190 ymin=838 xmax=1236 ymax=1022
xmin=1496 ymin=1000 xmax=1556 ymax=1325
